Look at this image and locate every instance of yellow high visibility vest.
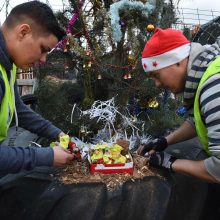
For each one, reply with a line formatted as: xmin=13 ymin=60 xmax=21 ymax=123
xmin=0 ymin=64 xmax=16 ymax=141
xmin=194 ymin=56 xmax=220 ymax=155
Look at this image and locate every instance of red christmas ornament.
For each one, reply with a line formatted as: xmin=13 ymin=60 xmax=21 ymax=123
xmin=68 ymin=141 xmax=81 ymax=160
xmin=68 ymin=141 xmax=76 ymax=153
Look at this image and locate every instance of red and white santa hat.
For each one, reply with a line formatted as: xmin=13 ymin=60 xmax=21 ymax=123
xmin=142 ymin=28 xmax=191 ymax=72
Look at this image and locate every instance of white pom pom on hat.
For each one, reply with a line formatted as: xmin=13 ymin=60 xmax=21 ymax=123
xmin=142 ymin=28 xmax=190 ymax=72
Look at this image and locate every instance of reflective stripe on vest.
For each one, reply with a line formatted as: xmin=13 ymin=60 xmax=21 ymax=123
xmin=0 ymin=64 xmax=16 ymax=141
xmin=194 ymin=56 xmax=220 ymax=155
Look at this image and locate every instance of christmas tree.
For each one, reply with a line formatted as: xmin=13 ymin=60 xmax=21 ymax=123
xmin=35 ymin=0 xmax=183 ymax=137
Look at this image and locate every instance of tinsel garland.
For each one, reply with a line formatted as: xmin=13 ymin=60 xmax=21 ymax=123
xmin=66 ymin=12 xmax=80 ymax=34
xmin=66 ymin=0 xmax=86 ymax=34
xmin=52 ymin=0 xmax=85 ymax=51
xmin=109 ymin=0 xmax=156 ymax=42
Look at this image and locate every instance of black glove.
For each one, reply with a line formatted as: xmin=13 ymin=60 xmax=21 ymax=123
xmin=149 ymin=152 xmax=177 ymax=172
xmin=137 ymin=136 xmax=168 ymax=156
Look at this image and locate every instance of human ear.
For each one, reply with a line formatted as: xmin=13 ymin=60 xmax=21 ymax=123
xmin=17 ymin=24 xmax=31 ymax=40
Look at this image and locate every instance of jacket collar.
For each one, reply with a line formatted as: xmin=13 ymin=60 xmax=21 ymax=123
xmin=0 ymin=30 xmax=13 ymax=71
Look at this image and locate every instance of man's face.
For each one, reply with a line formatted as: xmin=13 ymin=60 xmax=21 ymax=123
xmin=10 ymin=24 xmax=58 ymax=70
xmin=148 ymin=58 xmax=188 ymax=94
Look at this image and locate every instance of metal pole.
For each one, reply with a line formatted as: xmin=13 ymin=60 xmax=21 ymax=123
xmin=5 ymin=0 xmax=9 ymax=17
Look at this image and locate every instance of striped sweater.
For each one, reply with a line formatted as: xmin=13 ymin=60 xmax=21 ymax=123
xmin=184 ymin=39 xmax=220 ymax=181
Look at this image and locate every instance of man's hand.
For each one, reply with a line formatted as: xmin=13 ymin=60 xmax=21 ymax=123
xmin=137 ymin=137 xmax=168 ymax=156
xmin=149 ymin=152 xmax=177 ymax=171
xmin=52 ymin=146 xmax=74 ymax=167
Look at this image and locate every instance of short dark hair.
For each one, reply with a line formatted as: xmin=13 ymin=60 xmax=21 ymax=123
xmin=5 ymin=1 xmax=66 ymax=41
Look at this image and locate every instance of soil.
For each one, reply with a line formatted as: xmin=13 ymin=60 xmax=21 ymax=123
xmin=58 ymin=153 xmax=165 ymax=191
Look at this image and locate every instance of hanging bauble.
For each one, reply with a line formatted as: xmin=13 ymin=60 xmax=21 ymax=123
xmin=64 ymin=46 xmax=68 ymax=52
xmin=123 ymin=74 xmax=128 ymax=79
xmin=97 ymin=73 xmax=102 ymax=79
xmin=148 ymin=97 xmax=159 ymax=108
xmin=128 ymin=73 xmax=132 ymax=79
xmin=146 ymin=24 xmax=155 ymax=32
xmin=88 ymin=61 xmax=92 ymax=67
xmin=128 ymin=55 xmax=135 ymax=64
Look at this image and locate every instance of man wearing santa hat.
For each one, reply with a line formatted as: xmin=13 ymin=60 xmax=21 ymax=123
xmin=138 ymin=28 xmax=220 ymax=183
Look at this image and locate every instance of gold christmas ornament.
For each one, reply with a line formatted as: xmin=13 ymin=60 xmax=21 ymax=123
xmin=146 ymin=24 xmax=155 ymax=32
xmin=148 ymin=97 xmax=159 ymax=108
xmin=128 ymin=55 xmax=134 ymax=62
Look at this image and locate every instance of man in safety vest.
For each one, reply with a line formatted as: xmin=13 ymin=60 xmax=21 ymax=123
xmin=0 ymin=1 xmax=73 ymax=175
xmin=138 ymin=28 xmax=220 ymax=183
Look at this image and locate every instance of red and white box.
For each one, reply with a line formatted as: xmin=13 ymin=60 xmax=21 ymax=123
xmin=88 ymin=153 xmax=134 ymax=174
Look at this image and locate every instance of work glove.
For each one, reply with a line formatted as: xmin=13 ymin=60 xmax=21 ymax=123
xmin=149 ymin=152 xmax=177 ymax=172
xmin=137 ymin=136 xmax=168 ymax=156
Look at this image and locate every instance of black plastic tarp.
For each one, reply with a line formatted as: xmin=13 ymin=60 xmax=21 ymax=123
xmin=0 ymin=127 xmax=220 ymax=220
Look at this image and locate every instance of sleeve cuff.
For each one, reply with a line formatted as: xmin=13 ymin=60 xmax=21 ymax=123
xmin=35 ymin=147 xmax=54 ymax=167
